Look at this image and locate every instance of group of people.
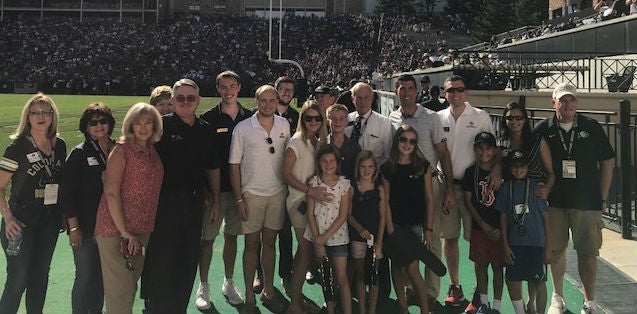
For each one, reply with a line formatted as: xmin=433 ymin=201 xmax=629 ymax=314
xmin=0 ymin=71 xmax=614 ymax=314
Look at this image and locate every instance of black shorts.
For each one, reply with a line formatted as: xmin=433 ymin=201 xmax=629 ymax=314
xmin=505 ymin=246 xmax=547 ymax=282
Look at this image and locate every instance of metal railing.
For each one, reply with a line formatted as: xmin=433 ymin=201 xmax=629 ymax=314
xmin=480 ymin=101 xmax=636 ymax=238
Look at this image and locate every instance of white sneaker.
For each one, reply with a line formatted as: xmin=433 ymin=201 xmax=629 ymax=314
xmin=581 ymin=300 xmax=598 ymax=314
xmin=548 ymin=293 xmax=567 ymax=314
xmin=222 ymin=278 xmax=244 ymax=305
xmin=195 ymin=282 xmax=212 ymax=310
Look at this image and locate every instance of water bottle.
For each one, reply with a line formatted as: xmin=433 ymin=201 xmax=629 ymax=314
xmin=6 ymin=232 xmax=23 ymax=256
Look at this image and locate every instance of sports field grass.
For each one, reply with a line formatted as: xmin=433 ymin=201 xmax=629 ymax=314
xmin=0 ymin=93 xmax=587 ymax=313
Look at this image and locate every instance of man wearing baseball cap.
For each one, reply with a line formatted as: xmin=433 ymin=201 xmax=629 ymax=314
xmin=534 ymin=83 xmax=615 ymax=314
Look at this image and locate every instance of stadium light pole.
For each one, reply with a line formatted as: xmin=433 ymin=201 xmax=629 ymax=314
xmin=268 ymin=0 xmax=305 ymax=78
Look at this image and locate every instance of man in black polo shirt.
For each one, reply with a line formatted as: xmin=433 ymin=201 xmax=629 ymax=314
xmin=195 ymin=71 xmax=251 ymax=310
xmin=142 ymin=78 xmax=220 ymax=314
xmin=534 ymin=83 xmax=614 ymax=314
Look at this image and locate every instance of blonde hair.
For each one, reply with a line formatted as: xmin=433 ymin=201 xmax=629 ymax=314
xmin=326 ymin=103 xmax=349 ymax=119
xmin=296 ymin=100 xmax=328 ymax=146
xmin=149 ymin=85 xmax=173 ymax=106
xmin=11 ymin=93 xmax=59 ymax=140
xmin=120 ymin=103 xmax=163 ymax=143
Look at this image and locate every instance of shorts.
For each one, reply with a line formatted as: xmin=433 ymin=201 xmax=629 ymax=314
xmin=469 ymin=229 xmax=505 ymax=267
xmin=287 ymin=196 xmax=307 ymax=229
xmin=548 ymin=207 xmax=603 ymax=257
xmin=434 ymin=184 xmax=471 ymax=241
xmin=241 ymin=189 xmax=287 ymax=234
xmin=505 ymin=246 xmax=546 ymax=282
xmin=350 ymin=241 xmax=384 ymax=260
xmin=326 ymin=244 xmax=349 ymax=258
xmin=202 ymin=192 xmax=242 ymax=240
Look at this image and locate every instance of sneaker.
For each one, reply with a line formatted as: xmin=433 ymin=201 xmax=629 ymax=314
xmin=223 ymin=278 xmax=244 ymax=305
xmin=476 ymin=304 xmax=490 ymax=314
xmin=195 ymin=282 xmax=211 ymax=310
xmin=548 ymin=293 xmax=567 ymax=314
xmin=444 ymin=284 xmax=466 ymax=307
xmin=581 ymin=300 xmax=598 ymax=314
xmin=465 ymin=289 xmax=481 ymax=313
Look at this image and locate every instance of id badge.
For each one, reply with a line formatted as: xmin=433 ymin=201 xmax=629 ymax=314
xmin=562 ymin=160 xmax=577 ymax=179
xmin=44 ymin=184 xmax=59 ymax=205
xmin=514 ymin=204 xmax=529 ymax=215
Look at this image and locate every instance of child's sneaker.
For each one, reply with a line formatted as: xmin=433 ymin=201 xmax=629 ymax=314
xmin=581 ymin=300 xmax=598 ymax=314
xmin=445 ymin=284 xmax=466 ymax=307
xmin=465 ymin=289 xmax=481 ymax=313
xmin=548 ymin=293 xmax=567 ymax=314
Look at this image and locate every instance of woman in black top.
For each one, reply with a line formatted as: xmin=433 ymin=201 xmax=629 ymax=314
xmin=0 ymin=93 xmax=66 ymax=313
xmin=61 ymin=103 xmax=116 ymax=314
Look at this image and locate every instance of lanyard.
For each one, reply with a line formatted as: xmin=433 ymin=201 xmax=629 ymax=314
xmin=89 ymin=138 xmax=108 ymax=166
xmin=509 ymin=178 xmax=530 ymax=225
xmin=27 ymin=136 xmax=55 ymax=178
xmin=557 ymin=128 xmax=575 ymax=158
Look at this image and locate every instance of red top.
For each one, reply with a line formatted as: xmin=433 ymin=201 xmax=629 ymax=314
xmin=95 ymin=142 xmax=164 ymax=237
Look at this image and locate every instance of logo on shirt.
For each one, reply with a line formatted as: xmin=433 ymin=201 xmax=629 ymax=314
xmin=478 ymin=179 xmax=495 ymax=206
xmin=467 ymin=121 xmax=476 ymax=128
xmin=578 ymin=130 xmax=589 ymax=139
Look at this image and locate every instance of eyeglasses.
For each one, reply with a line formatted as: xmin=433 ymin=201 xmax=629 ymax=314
xmin=303 ymin=115 xmax=323 ymax=123
xmin=29 ymin=110 xmax=54 ymax=117
xmin=398 ymin=136 xmax=418 ymax=145
xmin=445 ymin=87 xmax=466 ymax=93
xmin=88 ymin=118 xmax=109 ymax=126
xmin=174 ymin=95 xmax=197 ymax=103
xmin=277 ymin=87 xmax=294 ymax=94
xmin=505 ymin=115 xmax=526 ymax=121
xmin=266 ymin=137 xmax=275 ymax=154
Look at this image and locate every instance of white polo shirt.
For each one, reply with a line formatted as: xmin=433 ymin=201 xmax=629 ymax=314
xmin=229 ymin=113 xmax=290 ymax=196
xmin=345 ymin=110 xmax=393 ymax=164
xmin=437 ymin=102 xmax=493 ymax=180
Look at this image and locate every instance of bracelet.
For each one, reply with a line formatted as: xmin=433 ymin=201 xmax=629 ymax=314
xmin=69 ymin=226 xmax=80 ymax=232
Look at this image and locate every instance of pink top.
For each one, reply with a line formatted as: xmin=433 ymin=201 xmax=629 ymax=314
xmin=95 ymin=142 xmax=164 ymax=237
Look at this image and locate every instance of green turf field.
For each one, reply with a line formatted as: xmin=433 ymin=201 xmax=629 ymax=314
xmin=0 ymin=94 xmax=587 ymax=313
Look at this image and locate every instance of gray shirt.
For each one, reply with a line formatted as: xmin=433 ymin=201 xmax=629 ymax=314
xmin=389 ymin=104 xmax=446 ymax=167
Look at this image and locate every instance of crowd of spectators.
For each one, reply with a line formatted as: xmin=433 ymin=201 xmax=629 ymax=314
xmin=0 ymin=13 xmax=472 ymax=96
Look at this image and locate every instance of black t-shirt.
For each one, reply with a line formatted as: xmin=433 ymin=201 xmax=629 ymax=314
xmin=461 ymin=164 xmax=500 ymax=229
xmin=155 ymin=113 xmax=220 ymax=192
xmin=381 ymin=160 xmax=429 ymax=226
xmin=278 ymin=105 xmax=299 ymax=135
xmin=1 ymin=136 xmax=66 ymax=224
xmin=200 ymin=103 xmax=251 ymax=192
xmin=534 ymin=114 xmax=615 ymax=210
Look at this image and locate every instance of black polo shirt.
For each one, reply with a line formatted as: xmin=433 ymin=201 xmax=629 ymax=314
xmin=200 ymin=103 xmax=251 ymax=192
xmin=534 ymin=114 xmax=615 ymax=210
xmin=155 ymin=113 xmax=219 ymax=193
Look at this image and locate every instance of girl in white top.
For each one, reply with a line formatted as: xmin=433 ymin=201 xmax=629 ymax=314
xmin=304 ymin=144 xmax=353 ymax=314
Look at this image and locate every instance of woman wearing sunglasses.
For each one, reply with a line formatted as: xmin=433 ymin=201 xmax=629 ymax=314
xmin=60 ymin=103 xmax=116 ymax=314
xmin=0 ymin=93 xmax=66 ymax=313
xmin=498 ymin=101 xmax=555 ymax=314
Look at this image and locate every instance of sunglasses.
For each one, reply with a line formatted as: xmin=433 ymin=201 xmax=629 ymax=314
xmin=505 ymin=115 xmax=526 ymax=121
xmin=29 ymin=110 xmax=54 ymax=117
xmin=304 ymin=115 xmax=323 ymax=123
xmin=174 ymin=95 xmax=197 ymax=103
xmin=88 ymin=118 xmax=109 ymax=126
xmin=266 ymin=137 xmax=275 ymax=154
xmin=445 ymin=87 xmax=466 ymax=93
xmin=399 ymin=136 xmax=418 ymax=145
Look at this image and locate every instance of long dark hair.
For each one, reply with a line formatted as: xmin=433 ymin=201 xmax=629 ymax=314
xmin=500 ymin=101 xmax=533 ymax=151
xmin=387 ymin=124 xmax=426 ymax=177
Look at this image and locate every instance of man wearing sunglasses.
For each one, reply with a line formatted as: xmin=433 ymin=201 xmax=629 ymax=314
xmin=142 ymin=78 xmax=222 ymax=314
xmin=229 ymin=85 xmax=291 ymax=314
xmin=436 ymin=75 xmax=498 ymax=308
xmin=389 ymin=74 xmax=456 ymax=310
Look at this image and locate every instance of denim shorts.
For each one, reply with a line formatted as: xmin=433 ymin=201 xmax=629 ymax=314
xmin=326 ymin=244 xmax=349 ymax=257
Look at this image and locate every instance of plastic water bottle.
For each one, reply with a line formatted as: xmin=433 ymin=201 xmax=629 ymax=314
xmin=6 ymin=232 xmax=23 ymax=256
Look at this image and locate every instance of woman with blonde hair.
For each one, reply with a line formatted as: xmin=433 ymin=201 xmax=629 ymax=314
xmin=94 ymin=102 xmax=164 ymax=314
xmin=0 ymin=93 xmax=66 ymax=313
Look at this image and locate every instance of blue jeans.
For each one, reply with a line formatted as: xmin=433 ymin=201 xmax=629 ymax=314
xmin=72 ymin=233 xmax=104 ymax=314
xmin=0 ymin=215 xmax=60 ymax=314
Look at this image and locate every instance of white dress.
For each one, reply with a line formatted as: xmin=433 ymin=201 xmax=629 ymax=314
xmin=303 ymin=175 xmax=351 ymax=247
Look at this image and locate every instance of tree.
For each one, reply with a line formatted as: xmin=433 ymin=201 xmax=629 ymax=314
xmin=513 ymin=0 xmax=547 ymax=27
xmin=375 ymin=0 xmax=417 ymax=15
xmin=471 ymin=0 xmax=514 ymax=42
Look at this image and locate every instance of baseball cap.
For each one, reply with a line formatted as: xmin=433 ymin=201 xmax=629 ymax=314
xmin=552 ymin=83 xmax=578 ymax=100
xmin=506 ymin=149 xmax=529 ymax=166
xmin=314 ymin=86 xmax=332 ymax=94
xmin=473 ymin=132 xmax=496 ymax=147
